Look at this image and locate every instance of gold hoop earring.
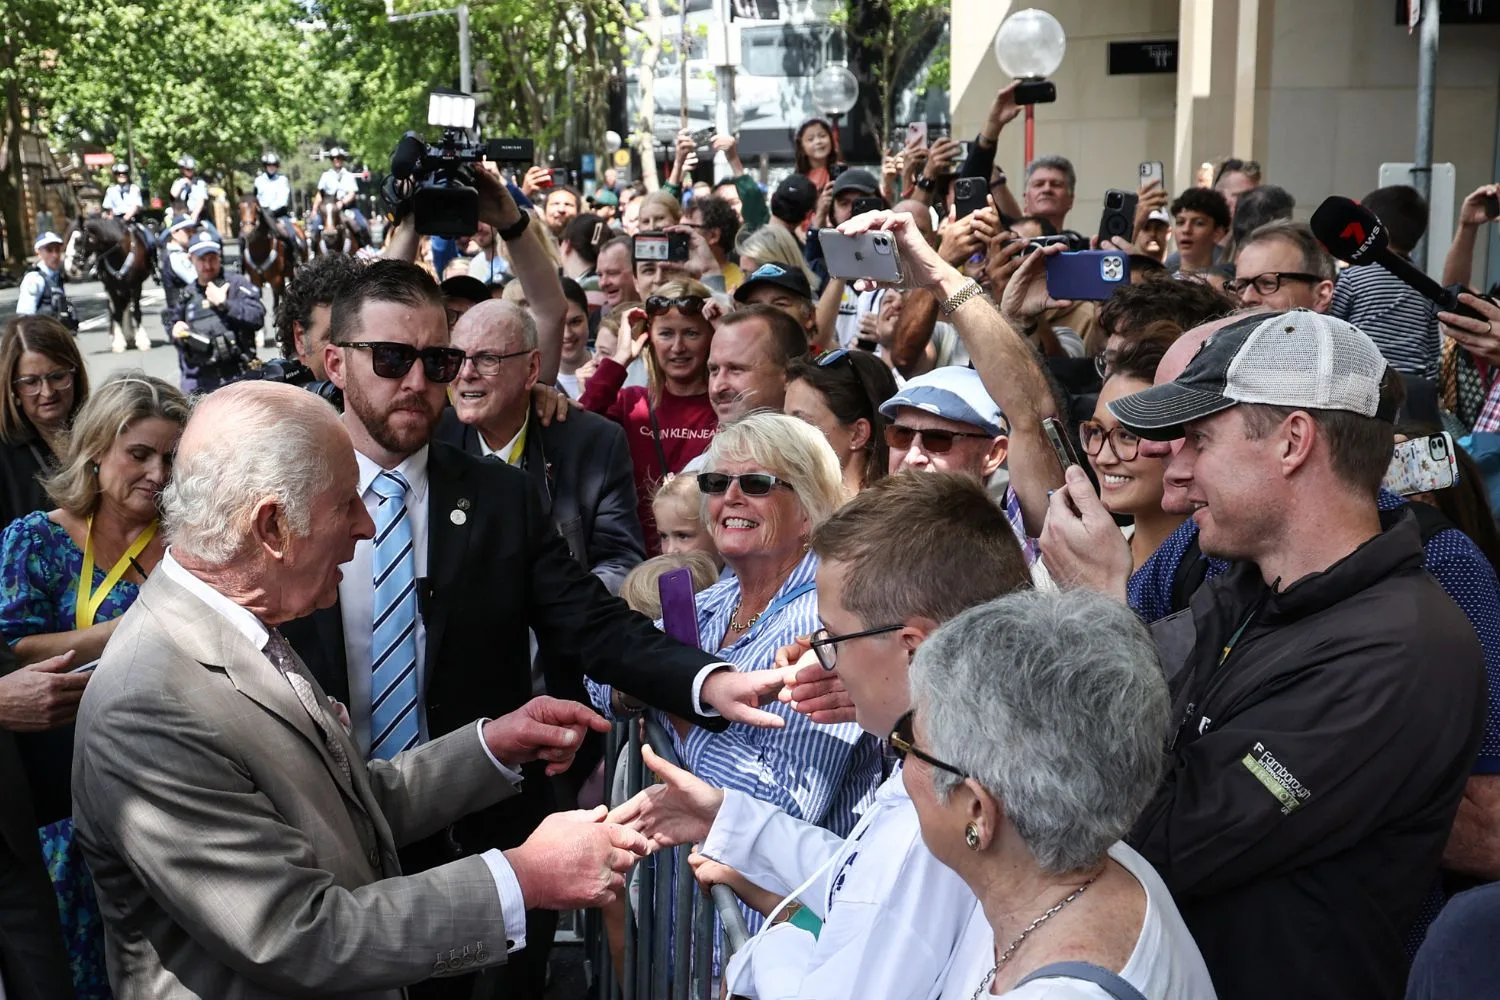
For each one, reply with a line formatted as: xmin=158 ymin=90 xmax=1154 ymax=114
xmin=965 ymin=823 xmax=981 ymax=851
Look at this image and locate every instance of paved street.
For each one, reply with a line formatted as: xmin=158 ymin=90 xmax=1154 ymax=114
xmin=2 ymin=247 xmax=282 ymax=388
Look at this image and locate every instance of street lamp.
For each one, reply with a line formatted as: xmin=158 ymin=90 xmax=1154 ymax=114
xmin=811 ymin=64 xmax=859 ymax=160
xmin=994 ymin=9 xmax=1066 ymax=167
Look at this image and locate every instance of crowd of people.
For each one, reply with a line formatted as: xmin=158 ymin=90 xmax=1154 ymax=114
xmin=4 ymin=72 xmax=1500 ymax=1000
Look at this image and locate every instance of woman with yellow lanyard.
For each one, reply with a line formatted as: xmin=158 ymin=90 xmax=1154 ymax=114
xmin=0 ymin=371 xmax=187 ymax=1000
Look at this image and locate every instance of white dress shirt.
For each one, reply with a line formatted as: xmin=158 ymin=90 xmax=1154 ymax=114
xmin=339 ymin=446 xmax=432 ymax=755
xmin=157 ymin=549 xmax=530 ymax=952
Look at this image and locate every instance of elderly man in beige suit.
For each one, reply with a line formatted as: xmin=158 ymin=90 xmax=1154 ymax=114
xmin=71 ymin=381 xmax=649 ymax=999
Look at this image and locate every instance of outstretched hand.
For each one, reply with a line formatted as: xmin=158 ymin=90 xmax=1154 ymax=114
xmin=483 ymin=695 xmax=612 ymax=775
xmin=776 ymin=638 xmax=856 ymax=725
xmin=700 ymin=667 xmax=787 ymax=729
xmin=505 ymin=806 xmax=647 ymax=910
xmin=606 ymin=742 xmax=724 ymax=849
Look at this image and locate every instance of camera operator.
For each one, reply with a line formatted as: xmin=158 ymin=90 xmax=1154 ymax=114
xmin=385 ymin=161 xmax=567 ymax=387
xmin=273 ymin=252 xmax=367 ymax=381
xmin=164 ymin=232 xmax=264 ymax=393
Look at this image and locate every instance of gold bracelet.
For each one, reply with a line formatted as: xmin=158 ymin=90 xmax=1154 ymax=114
xmin=939 ymin=278 xmax=984 ymax=316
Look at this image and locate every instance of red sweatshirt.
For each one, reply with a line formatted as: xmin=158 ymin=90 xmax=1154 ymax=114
xmin=579 ymin=357 xmax=717 ymax=555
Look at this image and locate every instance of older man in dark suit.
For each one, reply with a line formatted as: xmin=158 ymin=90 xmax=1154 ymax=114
xmin=439 ymin=299 xmax=644 ymax=595
xmin=278 ymin=259 xmax=787 ymax=1000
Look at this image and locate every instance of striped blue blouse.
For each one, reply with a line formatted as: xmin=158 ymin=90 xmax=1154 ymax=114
xmin=587 ymin=550 xmax=882 ymax=838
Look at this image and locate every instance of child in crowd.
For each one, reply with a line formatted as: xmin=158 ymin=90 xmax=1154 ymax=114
xmin=651 ymin=473 xmax=723 ymax=570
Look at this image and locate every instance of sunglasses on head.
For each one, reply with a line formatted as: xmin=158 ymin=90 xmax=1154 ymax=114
xmin=884 ymin=424 xmax=993 ymax=454
xmin=646 ymin=295 xmax=707 ymax=317
xmin=696 ymin=472 xmax=794 ymax=496
xmin=338 ymin=341 xmax=466 ymax=383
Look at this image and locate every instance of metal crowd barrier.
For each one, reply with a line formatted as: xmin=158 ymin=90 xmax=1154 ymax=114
xmin=586 ymin=713 xmax=752 ymax=1000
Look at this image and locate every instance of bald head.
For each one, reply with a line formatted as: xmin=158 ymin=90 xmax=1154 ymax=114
xmin=452 ymin=298 xmax=538 ymax=351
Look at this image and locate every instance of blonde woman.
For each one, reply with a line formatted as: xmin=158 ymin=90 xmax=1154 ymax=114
xmin=737 ymin=224 xmax=820 ymax=295
xmin=578 ymin=278 xmax=720 ymax=554
xmin=0 ymin=370 xmax=188 ymax=1000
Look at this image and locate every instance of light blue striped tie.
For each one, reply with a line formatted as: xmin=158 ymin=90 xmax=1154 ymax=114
xmin=368 ymin=470 xmax=420 ymax=760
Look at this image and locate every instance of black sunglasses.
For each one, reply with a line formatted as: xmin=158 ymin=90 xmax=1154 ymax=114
xmin=884 ymin=424 xmax=993 ymax=455
xmin=808 ymin=623 xmax=903 ymax=671
xmin=696 ymin=472 xmax=794 ymax=497
xmin=889 ymin=710 xmax=967 ymax=777
xmin=646 ymin=295 xmax=708 ymax=317
xmin=338 ymin=341 xmax=466 ymax=383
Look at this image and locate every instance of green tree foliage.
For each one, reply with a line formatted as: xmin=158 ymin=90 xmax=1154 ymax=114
xmin=835 ymin=0 xmax=948 ymax=148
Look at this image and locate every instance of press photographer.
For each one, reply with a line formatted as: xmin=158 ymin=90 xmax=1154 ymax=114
xmin=163 ymin=232 xmax=265 ymax=393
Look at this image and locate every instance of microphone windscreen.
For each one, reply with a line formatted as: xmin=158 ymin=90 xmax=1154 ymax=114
xmin=1310 ymin=196 xmax=1389 ymax=264
xmin=390 ymin=133 xmax=427 ymax=180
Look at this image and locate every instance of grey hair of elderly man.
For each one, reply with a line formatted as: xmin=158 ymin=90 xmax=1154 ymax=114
xmin=159 ymin=380 xmax=374 ymax=625
xmin=910 ymin=587 xmax=1170 ymax=875
xmin=454 ymin=298 xmax=540 ymax=350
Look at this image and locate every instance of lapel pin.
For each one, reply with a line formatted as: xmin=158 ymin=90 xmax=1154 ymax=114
xmin=450 ymin=508 xmax=468 ymax=526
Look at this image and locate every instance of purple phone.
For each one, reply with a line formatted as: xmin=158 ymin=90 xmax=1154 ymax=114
xmin=658 ymin=568 xmax=700 ymax=649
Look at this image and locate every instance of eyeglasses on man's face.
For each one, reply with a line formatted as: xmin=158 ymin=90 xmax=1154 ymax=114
xmin=807 ymin=623 xmax=903 ymax=671
xmin=1224 ymin=272 xmax=1323 ymax=297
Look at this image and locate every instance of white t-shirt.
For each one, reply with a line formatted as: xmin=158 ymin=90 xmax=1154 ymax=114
xmin=937 ymin=842 xmax=1216 ymax=1000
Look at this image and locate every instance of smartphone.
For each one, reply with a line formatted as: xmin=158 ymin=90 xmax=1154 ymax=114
xmin=1042 ymin=417 xmax=1081 ymax=473
xmin=633 ymin=230 xmax=690 ymax=263
xmin=69 ymin=659 xmax=100 ymax=674
xmin=1098 ymin=188 xmax=1140 ymax=242
xmin=1014 ymin=80 xmax=1057 ymax=105
xmin=818 ymin=229 xmax=905 ymax=285
xmin=1383 ymin=433 xmax=1459 ymax=496
xmin=1020 ymin=234 xmax=1082 ymax=256
xmin=536 ymin=168 xmax=556 ymax=190
xmin=689 ymin=126 xmax=717 ymax=149
xmin=950 ymin=140 xmax=972 ymax=175
xmin=851 ymin=196 xmax=885 ymax=217
xmin=906 ymin=122 xmax=928 ymax=150
xmin=1139 ymin=161 xmax=1165 ymax=190
xmin=1045 ymin=250 xmax=1129 ymax=300
xmin=1486 ymin=192 xmax=1500 ymax=220
xmin=954 ymin=177 xmax=989 ymax=220
xmin=658 ymin=568 xmax=701 ymax=649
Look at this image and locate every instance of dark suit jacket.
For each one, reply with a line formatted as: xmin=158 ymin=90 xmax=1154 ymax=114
xmin=435 ymin=407 xmax=644 ymax=595
xmin=280 ymin=441 xmax=720 ymax=860
xmin=0 ymin=646 xmax=74 ymax=1000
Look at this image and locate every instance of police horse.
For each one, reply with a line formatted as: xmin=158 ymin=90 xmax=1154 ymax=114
xmin=238 ymin=193 xmax=296 ymax=347
xmin=65 ymin=215 xmax=152 ymax=353
xmin=315 ymin=198 xmax=363 ymax=257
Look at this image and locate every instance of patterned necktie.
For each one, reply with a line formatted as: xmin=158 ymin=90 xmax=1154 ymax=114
xmin=369 ymin=470 xmax=421 ymax=760
xmin=264 ymin=628 xmax=353 ymax=787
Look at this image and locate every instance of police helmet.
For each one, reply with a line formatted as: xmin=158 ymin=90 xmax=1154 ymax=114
xmin=177 ymin=155 xmax=197 ymax=170
xmin=112 ymin=164 xmax=130 ymax=176
xmin=261 ymin=152 xmax=280 ymax=166
xmin=328 ymin=147 xmax=348 ymax=159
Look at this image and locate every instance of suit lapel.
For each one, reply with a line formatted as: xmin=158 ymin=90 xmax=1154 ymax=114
xmin=425 ymin=443 xmax=472 ymax=668
xmin=309 ymin=604 xmax=351 ymax=704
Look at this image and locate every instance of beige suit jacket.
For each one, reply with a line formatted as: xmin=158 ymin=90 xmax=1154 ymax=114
xmin=72 ymin=570 xmax=521 ymax=998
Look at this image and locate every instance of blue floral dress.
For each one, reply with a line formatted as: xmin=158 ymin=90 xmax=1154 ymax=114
xmin=1 ymin=510 xmax=141 ymax=1000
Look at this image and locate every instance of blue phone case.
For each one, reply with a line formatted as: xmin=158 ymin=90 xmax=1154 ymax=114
xmin=658 ymin=568 xmax=700 ymax=650
xmin=1045 ymin=250 xmax=1130 ymax=301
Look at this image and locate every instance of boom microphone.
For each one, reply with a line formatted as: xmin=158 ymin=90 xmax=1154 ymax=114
xmin=389 ymin=132 xmax=427 ymax=181
xmin=1310 ymin=196 xmax=1486 ymax=320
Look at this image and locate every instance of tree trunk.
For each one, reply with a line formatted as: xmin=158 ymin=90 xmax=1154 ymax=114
xmin=0 ymin=37 xmax=28 ymax=275
xmin=635 ymin=0 xmax=663 ymax=191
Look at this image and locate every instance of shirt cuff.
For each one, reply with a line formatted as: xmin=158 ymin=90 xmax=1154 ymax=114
xmin=474 ymin=720 xmax=527 ymax=786
xmin=691 ymin=662 xmax=735 ymax=717
xmin=480 ymin=849 xmax=529 ymax=953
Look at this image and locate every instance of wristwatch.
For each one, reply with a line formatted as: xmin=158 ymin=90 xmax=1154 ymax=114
xmin=915 ymin=175 xmax=937 ymax=193
xmin=496 ymin=211 xmax=530 ymax=242
xmin=939 ymin=278 xmax=985 ymax=316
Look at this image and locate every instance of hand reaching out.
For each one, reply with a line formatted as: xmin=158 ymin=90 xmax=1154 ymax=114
xmin=505 ymin=806 xmax=648 ymax=910
xmin=605 ymin=742 xmax=724 ymax=849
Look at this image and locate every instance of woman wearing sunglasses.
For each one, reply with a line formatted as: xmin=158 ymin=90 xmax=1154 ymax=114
xmin=588 ymin=412 xmax=881 ymax=919
xmin=784 ymin=348 xmax=898 ymax=496
xmin=906 ymin=589 xmax=1212 ymax=999
xmin=578 ymin=278 xmax=720 ymax=555
xmin=1077 ymin=337 xmax=1187 ymax=574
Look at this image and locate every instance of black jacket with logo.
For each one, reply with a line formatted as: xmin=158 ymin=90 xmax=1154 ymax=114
xmin=1132 ymin=512 xmax=1485 ymax=1000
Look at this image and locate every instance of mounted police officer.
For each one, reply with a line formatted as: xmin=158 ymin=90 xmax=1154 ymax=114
xmin=158 ymin=213 xmax=198 ymax=315
xmin=309 ymin=147 xmax=370 ymax=250
xmin=170 ymin=155 xmax=221 ymax=242
xmin=252 ymin=151 xmax=303 ymax=259
xmin=164 ymin=231 xmax=264 ymax=392
xmin=101 ymin=164 xmax=143 ymax=221
xmin=16 ymin=232 xmax=79 ymax=331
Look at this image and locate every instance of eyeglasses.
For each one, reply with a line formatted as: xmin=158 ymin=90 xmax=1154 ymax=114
xmin=817 ymin=348 xmax=851 ymax=368
xmin=1224 ymin=272 xmax=1325 ymax=297
xmin=696 ymin=472 xmax=794 ymax=496
xmin=1078 ymin=420 xmax=1142 ymax=462
xmin=1216 ymin=158 xmax=1262 ymax=182
xmin=889 ymin=710 xmax=967 ymax=778
xmin=884 ymin=424 xmax=993 ymax=454
xmin=1093 ymin=349 xmax=1118 ymax=379
xmin=337 ymin=342 xmax=466 ymax=383
xmin=11 ymin=368 xmax=76 ymax=396
xmin=646 ymin=295 xmax=707 ymax=317
xmin=808 ymin=623 xmax=903 ymax=671
xmin=460 ymin=349 xmax=533 ymax=377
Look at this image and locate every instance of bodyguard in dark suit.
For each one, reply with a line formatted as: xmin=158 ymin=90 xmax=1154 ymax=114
xmin=279 ymin=261 xmax=784 ymax=1000
xmin=0 ymin=646 xmax=78 ymax=1000
xmin=438 ymin=298 xmax=644 ymax=594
